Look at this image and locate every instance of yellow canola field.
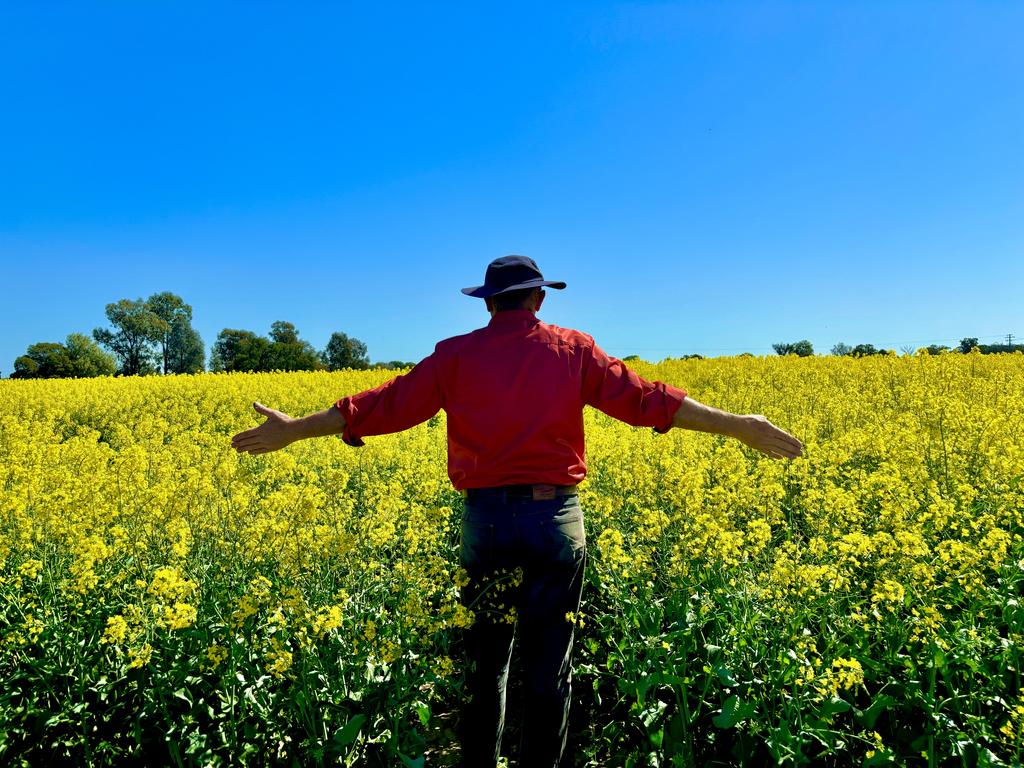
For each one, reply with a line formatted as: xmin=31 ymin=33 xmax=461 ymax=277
xmin=1 ymin=352 xmax=1022 ymax=766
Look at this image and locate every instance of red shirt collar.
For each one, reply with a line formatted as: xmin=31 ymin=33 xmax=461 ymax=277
xmin=487 ymin=310 xmax=541 ymax=328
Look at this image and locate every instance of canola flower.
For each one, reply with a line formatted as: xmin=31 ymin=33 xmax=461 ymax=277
xmin=0 ymin=353 xmax=1022 ymax=765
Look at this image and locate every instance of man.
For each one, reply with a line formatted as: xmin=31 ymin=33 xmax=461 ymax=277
xmin=231 ymin=255 xmax=802 ymax=767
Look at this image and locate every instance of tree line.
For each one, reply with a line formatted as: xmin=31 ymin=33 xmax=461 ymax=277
xmin=9 ymin=292 xmax=411 ymax=379
xmin=772 ymin=337 xmax=1024 ymax=358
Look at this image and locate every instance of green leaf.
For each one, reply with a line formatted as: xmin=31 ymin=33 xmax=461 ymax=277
xmin=715 ymin=664 xmax=738 ymax=687
xmin=172 ymin=688 xmax=192 ymax=705
xmin=640 ymin=700 xmax=668 ymax=729
xmin=332 ymin=714 xmax=366 ymax=748
xmin=399 ymin=755 xmax=425 ymax=768
xmin=819 ymin=696 xmax=851 ymax=718
xmin=636 ymin=673 xmax=661 ymax=703
xmin=855 ymin=694 xmax=895 ymax=729
xmin=712 ymin=695 xmax=754 ymax=728
xmin=414 ymin=701 xmax=430 ymax=726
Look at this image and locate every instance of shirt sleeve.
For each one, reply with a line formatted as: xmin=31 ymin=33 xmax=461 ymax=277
xmin=580 ymin=338 xmax=687 ymax=433
xmin=333 ymin=352 xmax=443 ymax=447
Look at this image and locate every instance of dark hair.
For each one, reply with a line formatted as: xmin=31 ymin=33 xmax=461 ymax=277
xmin=491 ymin=287 xmax=539 ymax=312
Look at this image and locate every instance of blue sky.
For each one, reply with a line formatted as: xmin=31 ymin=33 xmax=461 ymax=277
xmin=2 ymin=2 xmax=1022 ymax=374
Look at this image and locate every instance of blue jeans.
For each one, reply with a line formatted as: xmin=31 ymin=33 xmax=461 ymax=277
xmin=458 ymin=489 xmax=587 ymax=768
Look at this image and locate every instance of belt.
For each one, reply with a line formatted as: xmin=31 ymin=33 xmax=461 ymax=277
xmin=462 ymin=483 xmax=579 ymax=501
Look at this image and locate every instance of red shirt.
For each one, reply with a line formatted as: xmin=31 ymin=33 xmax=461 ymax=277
xmin=333 ymin=310 xmax=687 ymax=490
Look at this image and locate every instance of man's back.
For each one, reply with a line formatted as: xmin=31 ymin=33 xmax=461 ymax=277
xmin=334 ymin=309 xmax=687 ymax=490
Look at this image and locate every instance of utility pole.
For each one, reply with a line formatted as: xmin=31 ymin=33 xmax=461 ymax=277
xmin=1008 ymin=333 xmax=1015 ymax=348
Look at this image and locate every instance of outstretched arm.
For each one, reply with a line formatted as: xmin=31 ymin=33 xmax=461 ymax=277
xmin=671 ymin=397 xmax=802 ymax=460
xmin=580 ymin=337 xmax=801 ymax=460
xmin=231 ymin=402 xmax=346 ymax=456
xmin=231 ymin=352 xmax=441 ymax=455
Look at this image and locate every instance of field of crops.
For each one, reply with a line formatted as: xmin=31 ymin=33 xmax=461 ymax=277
xmin=1 ymin=352 xmax=1022 ymax=766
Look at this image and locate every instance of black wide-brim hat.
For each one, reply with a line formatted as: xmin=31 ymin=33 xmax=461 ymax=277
xmin=461 ymin=255 xmax=567 ymax=298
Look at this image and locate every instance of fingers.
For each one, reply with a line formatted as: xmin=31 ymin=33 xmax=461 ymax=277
xmin=748 ymin=433 xmax=803 ymax=459
xmin=231 ymin=427 xmax=259 ymax=444
xmin=760 ymin=422 xmax=801 ymax=451
xmin=765 ymin=437 xmax=802 ymax=458
xmin=750 ymin=417 xmax=803 ymax=458
xmin=233 ymin=439 xmax=273 ymax=455
xmin=772 ymin=430 xmax=802 ymax=452
xmin=230 ymin=428 xmax=264 ymax=450
xmin=231 ymin=404 xmax=282 ymax=454
xmin=232 ymin=436 xmax=264 ymax=451
xmin=253 ymin=401 xmax=279 ymax=418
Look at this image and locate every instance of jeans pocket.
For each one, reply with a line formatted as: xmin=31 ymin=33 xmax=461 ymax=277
xmin=547 ymin=501 xmax=586 ymax=565
xmin=460 ymin=512 xmax=494 ymax=569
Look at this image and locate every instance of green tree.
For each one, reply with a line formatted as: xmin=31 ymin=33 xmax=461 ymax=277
xmin=11 ymin=334 xmax=115 ymax=378
xmin=212 ymin=329 xmax=270 ymax=373
xmin=65 ymin=333 xmax=117 ymax=377
xmin=773 ymin=340 xmax=814 ymax=357
xmin=851 ymin=343 xmax=881 ymax=357
xmin=167 ymin=317 xmax=205 ymax=374
xmin=211 ymin=324 xmax=321 ymax=372
xmin=12 ymin=342 xmax=73 ymax=378
xmin=267 ymin=322 xmax=322 ymax=371
xmin=268 ymin=340 xmax=322 ymax=371
xmin=147 ymin=292 xmax=193 ymax=374
xmin=93 ymin=298 xmax=163 ymax=375
xmin=959 ymin=337 xmax=979 ymax=354
xmin=831 ymin=342 xmax=852 ymax=356
xmin=322 ymin=332 xmax=370 ymax=371
xmin=269 ymin=321 xmax=299 ymax=345
xmin=11 ymin=356 xmax=39 ymax=378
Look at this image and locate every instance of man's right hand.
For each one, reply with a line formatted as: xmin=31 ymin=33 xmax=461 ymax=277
xmin=732 ymin=414 xmax=803 ymax=460
xmin=671 ymin=397 xmax=803 ymax=460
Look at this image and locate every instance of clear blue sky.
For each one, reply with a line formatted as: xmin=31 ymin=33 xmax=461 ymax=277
xmin=2 ymin=2 xmax=1022 ymax=374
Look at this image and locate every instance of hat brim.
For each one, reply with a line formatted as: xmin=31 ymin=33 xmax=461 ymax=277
xmin=461 ymin=279 xmax=567 ymax=299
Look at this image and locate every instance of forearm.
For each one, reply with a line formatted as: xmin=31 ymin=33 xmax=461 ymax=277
xmin=671 ymin=396 xmax=745 ymax=437
xmin=286 ymin=406 xmax=348 ymax=442
xmin=671 ymin=396 xmax=803 ymax=459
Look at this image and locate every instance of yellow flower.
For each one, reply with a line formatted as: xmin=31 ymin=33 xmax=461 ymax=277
xmin=206 ymin=643 xmax=228 ymax=669
xmin=18 ymin=559 xmax=43 ymax=579
xmin=266 ymin=647 xmax=293 ymax=678
xmin=148 ymin=567 xmax=196 ymax=603
xmin=450 ymin=605 xmax=475 ymax=629
xmin=312 ymin=604 xmax=344 ymax=637
xmin=102 ymin=615 xmax=129 ymax=645
xmin=129 ymin=643 xmax=153 ymax=669
xmin=161 ymin=602 xmax=197 ymax=631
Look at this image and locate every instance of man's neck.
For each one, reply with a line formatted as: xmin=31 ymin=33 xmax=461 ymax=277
xmin=488 ymin=307 xmax=538 ymax=319
xmin=488 ymin=309 xmax=539 ymax=324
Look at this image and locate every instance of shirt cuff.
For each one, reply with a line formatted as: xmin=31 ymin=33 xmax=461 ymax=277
xmin=333 ymin=398 xmax=365 ymax=447
xmin=652 ymin=383 xmax=688 ymax=434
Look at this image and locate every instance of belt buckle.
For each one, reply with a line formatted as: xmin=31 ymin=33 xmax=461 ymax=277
xmin=532 ymin=484 xmax=557 ymax=501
